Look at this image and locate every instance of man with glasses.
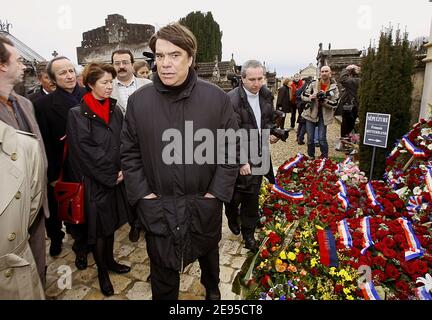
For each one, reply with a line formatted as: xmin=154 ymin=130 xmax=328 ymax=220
xmin=111 ymin=49 xmax=151 ymax=243
xmin=111 ymin=49 xmax=151 ymax=115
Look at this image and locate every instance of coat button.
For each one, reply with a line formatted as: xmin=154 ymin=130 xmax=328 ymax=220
xmin=8 ymin=233 xmax=16 ymax=241
xmin=11 ymin=152 xmax=17 ymax=161
xmin=4 ymin=269 xmax=13 ymax=278
xmin=15 ymin=191 xmax=21 ymax=199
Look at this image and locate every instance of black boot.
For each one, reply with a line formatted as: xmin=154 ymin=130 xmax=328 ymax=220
xmin=128 ymin=225 xmax=141 ymax=242
xmin=98 ymin=268 xmax=114 ymax=296
xmin=243 ymin=230 xmax=258 ymax=252
xmin=205 ymin=287 xmax=221 ymax=300
xmin=93 ymin=237 xmax=114 ymax=296
xmin=105 ymin=235 xmax=131 ymax=274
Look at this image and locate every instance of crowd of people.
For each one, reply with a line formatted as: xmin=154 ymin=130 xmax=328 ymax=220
xmin=0 ymin=23 xmax=360 ymax=300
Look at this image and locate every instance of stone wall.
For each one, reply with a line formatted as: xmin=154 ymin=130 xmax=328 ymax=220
xmin=77 ymin=14 xmax=155 ymax=65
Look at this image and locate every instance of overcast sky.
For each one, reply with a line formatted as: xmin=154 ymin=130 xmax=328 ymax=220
xmin=2 ymin=0 xmax=431 ymax=76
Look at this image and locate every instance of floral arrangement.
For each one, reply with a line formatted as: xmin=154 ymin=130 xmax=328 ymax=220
xmin=237 ymin=154 xmax=432 ymax=300
xmin=385 ymin=118 xmax=432 ymax=223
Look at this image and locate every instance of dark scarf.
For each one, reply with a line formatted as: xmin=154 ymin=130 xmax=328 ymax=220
xmin=56 ymin=85 xmax=84 ymax=107
xmin=83 ymin=92 xmax=110 ymax=124
xmin=153 ymin=68 xmax=196 ymax=95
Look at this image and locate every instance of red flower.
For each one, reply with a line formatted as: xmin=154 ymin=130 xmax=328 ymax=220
xmin=384 ymin=264 xmax=400 ymax=280
xmin=382 ymin=247 xmax=397 ymax=259
xmin=260 ymin=249 xmax=269 ymax=259
xmin=383 ymin=236 xmax=396 ymax=249
xmin=395 ymin=280 xmax=410 ymax=293
xmin=373 ymin=256 xmax=387 ymax=269
xmin=260 ymin=275 xmax=271 ymax=289
xmin=334 ymin=284 xmax=344 ymax=294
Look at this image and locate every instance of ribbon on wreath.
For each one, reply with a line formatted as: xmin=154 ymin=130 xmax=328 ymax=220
xmin=342 ymin=157 xmax=352 ymax=165
xmin=397 ymin=217 xmax=424 ymax=261
xmin=402 ymin=135 xmax=427 ymax=158
xmin=337 ymin=180 xmax=348 ymax=196
xmin=337 ymin=192 xmax=350 ymax=211
xmin=366 ymin=182 xmax=384 ymax=211
xmin=361 ymin=282 xmax=381 ymax=300
xmin=407 ymin=195 xmax=424 ymax=215
xmin=360 ymin=217 xmax=374 ymax=255
xmin=425 ymin=166 xmax=432 ymax=200
xmin=317 ymin=158 xmax=326 ymax=173
xmin=415 ymin=286 xmax=432 ymax=300
xmin=317 ymin=229 xmax=339 ymax=267
xmin=281 ymin=153 xmax=303 ymax=172
xmin=337 ymin=219 xmax=353 ymax=249
xmin=271 ymin=184 xmax=305 ymax=201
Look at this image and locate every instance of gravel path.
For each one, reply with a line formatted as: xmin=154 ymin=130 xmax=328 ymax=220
xmin=270 ymin=117 xmax=345 ymax=168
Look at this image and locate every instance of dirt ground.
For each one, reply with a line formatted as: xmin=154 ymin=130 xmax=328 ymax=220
xmin=270 ymin=116 xmax=346 ymax=168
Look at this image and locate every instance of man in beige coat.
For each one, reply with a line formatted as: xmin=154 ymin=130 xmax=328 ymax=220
xmin=0 ymin=36 xmax=49 ymax=286
xmin=0 ymin=119 xmax=45 ymax=299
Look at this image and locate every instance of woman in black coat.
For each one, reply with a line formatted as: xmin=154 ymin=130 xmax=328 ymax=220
xmin=66 ymin=63 xmax=130 ymax=296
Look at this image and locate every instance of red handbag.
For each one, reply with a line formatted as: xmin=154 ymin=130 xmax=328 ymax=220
xmin=54 ymin=140 xmax=85 ymax=224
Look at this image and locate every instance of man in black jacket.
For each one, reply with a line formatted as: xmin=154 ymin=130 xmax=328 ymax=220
xmin=335 ymin=65 xmax=360 ymax=151
xmin=224 ymin=60 xmax=278 ymax=252
xmin=33 ymin=56 xmax=88 ymax=269
xmin=121 ymin=23 xmax=239 ymax=300
xmin=28 ymin=62 xmax=56 ymax=104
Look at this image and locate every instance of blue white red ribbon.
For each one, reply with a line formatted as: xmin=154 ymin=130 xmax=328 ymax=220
xmin=426 ymin=166 xmax=432 ymax=200
xmin=397 ymin=217 xmax=424 ymax=261
xmin=281 ymin=153 xmax=303 ymax=172
xmin=415 ymin=286 xmax=432 ymax=300
xmin=407 ymin=195 xmax=424 ymax=215
xmin=317 ymin=229 xmax=339 ymax=267
xmin=317 ymin=158 xmax=326 ymax=173
xmin=342 ymin=157 xmax=352 ymax=165
xmin=336 ymin=180 xmax=348 ymax=196
xmin=361 ymin=281 xmax=381 ymax=300
xmin=360 ymin=217 xmax=374 ymax=255
xmin=402 ymin=135 xmax=427 ymax=158
xmin=365 ymin=182 xmax=383 ymax=211
xmin=337 ymin=192 xmax=350 ymax=211
xmin=271 ymin=184 xmax=305 ymax=201
xmin=337 ymin=219 xmax=353 ymax=249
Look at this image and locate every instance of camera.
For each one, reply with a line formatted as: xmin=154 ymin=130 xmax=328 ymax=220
xmin=271 ymin=109 xmax=289 ymax=142
xmin=142 ymin=51 xmax=155 ymax=70
xmin=316 ymin=89 xmax=335 ymax=103
xmin=271 ymin=127 xmax=289 ymax=142
xmin=317 ymin=90 xmax=327 ymax=102
xmin=227 ymin=73 xmax=241 ymax=88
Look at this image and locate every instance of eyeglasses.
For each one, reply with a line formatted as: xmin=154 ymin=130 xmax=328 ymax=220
xmin=113 ymin=60 xmax=131 ymax=66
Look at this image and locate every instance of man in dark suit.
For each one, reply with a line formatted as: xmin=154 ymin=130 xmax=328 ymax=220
xmin=33 ymin=56 xmax=88 ymax=269
xmin=28 ymin=62 xmax=56 ymax=104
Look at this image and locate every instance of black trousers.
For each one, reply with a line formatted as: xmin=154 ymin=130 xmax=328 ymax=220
xmin=45 ymin=185 xmax=65 ymax=243
xmin=341 ymin=113 xmax=357 ymax=137
xmin=290 ymin=104 xmax=297 ymax=128
xmin=225 ymin=190 xmax=259 ymax=236
xmin=150 ymin=246 xmax=220 ymax=300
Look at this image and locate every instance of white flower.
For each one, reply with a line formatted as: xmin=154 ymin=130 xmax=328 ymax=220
xmin=416 ymin=273 xmax=432 ymax=293
xmin=413 ymin=187 xmax=422 ymax=196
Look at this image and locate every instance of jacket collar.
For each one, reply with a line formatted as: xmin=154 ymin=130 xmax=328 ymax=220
xmin=153 ymin=68 xmax=197 ymax=101
xmin=0 ymin=120 xmax=17 ymax=156
xmin=80 ymin=97 xmax=117 ymax=122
